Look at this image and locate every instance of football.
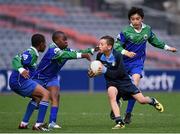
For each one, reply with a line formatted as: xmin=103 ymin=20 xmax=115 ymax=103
xmin=90 ymin=60 xmax=102 ymax=74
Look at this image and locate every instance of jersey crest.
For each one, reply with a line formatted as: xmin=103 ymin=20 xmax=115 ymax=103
xmin=22 ymin=54 xmax=28 ymax=60
xmin=144 ymin=34 xmax=148 ymax=40
xmin=54 ymin=48 xmax=61 ymax=54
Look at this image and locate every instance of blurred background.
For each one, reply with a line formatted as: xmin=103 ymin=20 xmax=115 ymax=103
xmin=0 ymin=0 xmax=180 ymax=92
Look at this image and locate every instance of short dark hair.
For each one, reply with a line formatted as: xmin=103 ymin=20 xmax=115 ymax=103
xmin=128 ymin=7 xmax=144 ymax=20
xmin=100 ymin=35 xmax=114 ymax=47
xmin=31 ymin=34 xmax=45 ymax=47
xmin=52 ymin=31 xmax=66 ymax=42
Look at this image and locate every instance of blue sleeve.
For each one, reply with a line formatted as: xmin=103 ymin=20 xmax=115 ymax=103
xmin=118 ymin=32 xmax=126 ymax=44
xmin=21 ymin=51 xmax=32 ymax=65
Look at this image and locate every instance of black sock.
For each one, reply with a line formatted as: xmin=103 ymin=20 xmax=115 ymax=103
xmin=149 ymin=98 xmax=155 ymax=106
xmin=115 ymin=116 xmax=124 ymax=125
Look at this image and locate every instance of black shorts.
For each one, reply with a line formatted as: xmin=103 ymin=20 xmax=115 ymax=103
xmin=107 ymin=83 xmax=141 ymax=100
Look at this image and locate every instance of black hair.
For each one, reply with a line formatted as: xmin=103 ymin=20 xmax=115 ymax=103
xmin=128 ymin=7 xmax=144 ymax=20
xmin=52 ymin=31 xmax=66 ymax=42
xmin=31 ymin=34 xmax=45 ymax=47
xmin=100 ymin=35 xmax=114 ymax=47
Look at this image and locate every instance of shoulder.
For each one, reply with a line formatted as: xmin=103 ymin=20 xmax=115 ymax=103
xmin=113 ymin=50 xmax=123 ymax=60
xmin=113 ymin=50 xmax=122 ymax=57
xmin=96 ymin=53 xmax=103 ymax=60
xmin=144 ymin=24 xmax=152 ymax=31
xmin=122 ymin=25 xmax=133 ymax=33
xmin=48 ymin=44 xmax=61 ymax=55
xmin=21 ymin=48 xmax=32 ymax=60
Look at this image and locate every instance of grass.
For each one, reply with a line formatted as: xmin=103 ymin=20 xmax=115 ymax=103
xmin=0 ymin=92 xmax=180 ymax=133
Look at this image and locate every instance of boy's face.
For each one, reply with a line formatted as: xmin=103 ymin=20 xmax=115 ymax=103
xmin=98 ymin=39 xmax=112 ymax=53
xmin=55 ymin=34 xmax=68 ymax=49
xmin=39 ymin=41 xmax=46 ymax=52
xmin=130 ymin=13 xmax=143 ymax=29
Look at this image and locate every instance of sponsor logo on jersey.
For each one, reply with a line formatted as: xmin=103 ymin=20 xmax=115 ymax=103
xmin=112 ymin=62 xmax=116 ymax=66
xmin=22 ymin=54 xmax=28 ymax=60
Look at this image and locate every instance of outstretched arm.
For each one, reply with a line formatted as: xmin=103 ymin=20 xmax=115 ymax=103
xmin=53 ymin=48 xmax=91 ymax=61
xmin=148 ymin=31 xmax=177 ymax=52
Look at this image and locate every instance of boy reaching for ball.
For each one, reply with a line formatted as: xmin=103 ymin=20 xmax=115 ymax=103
xmin=88 ymin=35 xmax=164 ymax=129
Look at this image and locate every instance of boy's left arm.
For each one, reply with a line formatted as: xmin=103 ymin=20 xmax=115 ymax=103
xmin=148 ymin=31 xmax=177 ymax=52
xmin=71 ymin=47 xmax=99 ymax=55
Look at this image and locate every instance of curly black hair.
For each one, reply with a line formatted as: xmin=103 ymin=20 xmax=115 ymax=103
xmin=128 ymin=7 xmax=144 ymax=20
xmin=31 ymin=34 xmax=45 ymax=47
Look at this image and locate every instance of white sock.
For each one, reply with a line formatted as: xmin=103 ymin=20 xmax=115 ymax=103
xmin=21 ymin=121 xmax=28 ymax=126
xmin=35 ymin=123 xmax=42 ymax=127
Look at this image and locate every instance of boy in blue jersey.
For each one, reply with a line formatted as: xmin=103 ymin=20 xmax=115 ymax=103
xmin=88 ymin=35 xmax=164 ymax=129
xmin=9 ymin=34 xmax=50 ymax=131
xmin=22 ymin=31 xmax=95 ymax=129
xmin=113 ymin=7 xmax=177 ymax=124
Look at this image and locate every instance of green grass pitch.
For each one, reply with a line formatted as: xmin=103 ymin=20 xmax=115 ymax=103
xmin=0 ymin=92 xmax=180 ymax=133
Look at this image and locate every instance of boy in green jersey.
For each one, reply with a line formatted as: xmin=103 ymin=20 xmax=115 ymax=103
xmin=112 ymin=7 xmax=177 ymax=124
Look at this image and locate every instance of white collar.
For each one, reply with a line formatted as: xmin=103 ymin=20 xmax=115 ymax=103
xmin=31 ymin=46 xmax=39 ymax=57
xmin=130 ymin=22 xmax=146 ymax=33
xmin=52 ymin=42 xmax=59 ymax=48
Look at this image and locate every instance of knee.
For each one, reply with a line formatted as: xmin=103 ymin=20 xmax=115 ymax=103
xmin=50 ymin=92 xmax=59 ymax=102
xmin=43 ymin=90 xmax=50 ymax=100
xmin=108 ymin=93 xmax=116 ymax=102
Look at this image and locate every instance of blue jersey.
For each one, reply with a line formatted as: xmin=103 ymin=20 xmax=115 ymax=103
xmin=10 ymin=47 xmax=39 ymax=85
xmin=9 ymin=47 xmax=39 ymax=97
xmin=33 ymin=43 xmax=93 ymax=80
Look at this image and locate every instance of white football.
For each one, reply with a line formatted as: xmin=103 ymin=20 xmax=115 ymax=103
xmin=90 ymin=60 xmax=102 ymax=74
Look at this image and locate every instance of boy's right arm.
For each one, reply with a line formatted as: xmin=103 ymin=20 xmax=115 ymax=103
xmin=12 ymin=55 xmax=30 ymax=78
xmin=114 ymin=33 xmax=136 ymax=58
xmin=53 ymin=48 xmax=91 ymax=61
xmin=12 ymin=55 xmax=23 ymax=71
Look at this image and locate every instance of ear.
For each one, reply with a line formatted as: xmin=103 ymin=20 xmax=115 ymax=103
xmin=108 ymin=44 xmax=113 ymax=49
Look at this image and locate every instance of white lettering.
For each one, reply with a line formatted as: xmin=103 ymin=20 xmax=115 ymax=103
xmin=139 ymin=72 xmax=175 ymax=92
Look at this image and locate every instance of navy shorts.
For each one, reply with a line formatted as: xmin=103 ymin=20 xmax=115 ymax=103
xmin=107 ymin=83 xmax=140 ymax=100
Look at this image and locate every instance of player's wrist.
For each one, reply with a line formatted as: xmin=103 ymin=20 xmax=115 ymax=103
xmin=121 ymin=49 xmax=128 ymax=55
xmin=164 ymin=45 xmax=171 ymax=51
xmin=76 ymin=53 xmax=82 ymax=58
xmin=18 ymin=67 xmax=26 ymax=74
xmin=91 ymin=48 xmax=95 ymax=54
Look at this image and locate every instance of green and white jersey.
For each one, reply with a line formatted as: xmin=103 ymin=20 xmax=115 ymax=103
xmin=114 ymin=23 xmax=166 ymax=65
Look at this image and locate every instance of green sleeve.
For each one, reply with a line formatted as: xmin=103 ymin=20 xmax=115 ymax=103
xmin=148 ymin=31 xmax=165 ymax=49
xmin=114 ymin=39 xmax=124 ymax=53
xmin=12 ymin=55 xmax=23 ymax=70
xmin=53 ymin=49 xmax=78 ymax=61
xmin=76 ymin=48 xmax=93 ymax=54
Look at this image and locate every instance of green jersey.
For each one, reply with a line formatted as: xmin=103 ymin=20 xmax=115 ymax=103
xmin=114 ymin=23 xmax=166 ymax=65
